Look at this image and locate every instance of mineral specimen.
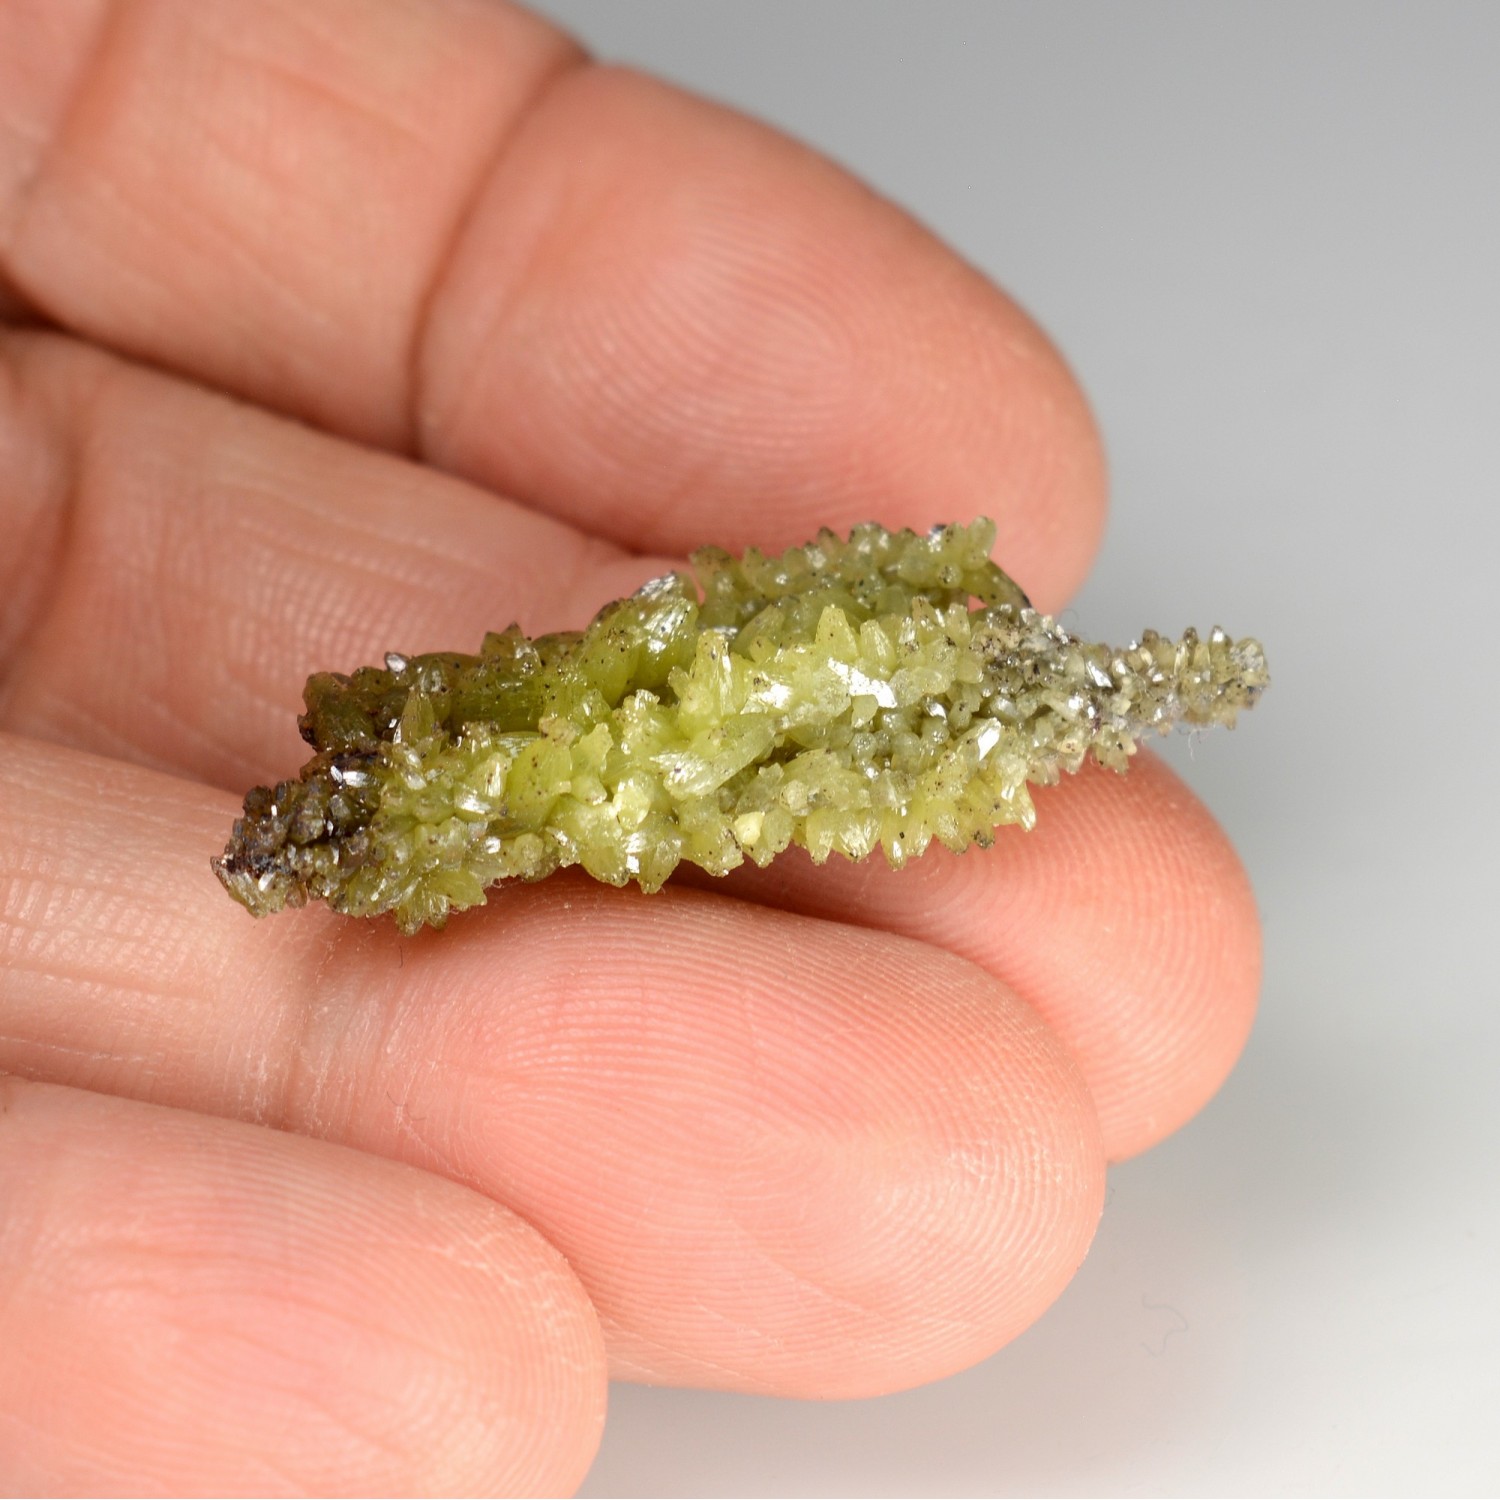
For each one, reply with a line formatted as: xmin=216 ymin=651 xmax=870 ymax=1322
xmin=214 ymin=519 xmax=1267 ymax=933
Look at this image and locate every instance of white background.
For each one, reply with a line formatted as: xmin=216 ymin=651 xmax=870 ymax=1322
xmin=529 ymin=4 xmax=1500 ymax=1493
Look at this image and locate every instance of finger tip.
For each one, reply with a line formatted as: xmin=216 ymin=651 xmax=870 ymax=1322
xmin=1029 ymin=751 xmax=1265 ymax=1160
xmin=735 ymin=991 xmax=1108 ymax=1400
xmin=418 ymin=63 xmax=1108 ymax=601
xmin=501 ymin=900 xmax=1109 ymax=1400
xmin=700 ymin=744 xmax=1261 ymax=1166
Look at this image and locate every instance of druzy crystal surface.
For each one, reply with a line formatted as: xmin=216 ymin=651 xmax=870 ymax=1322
xmin=215 ymin=520 xmax=1267 ymax=933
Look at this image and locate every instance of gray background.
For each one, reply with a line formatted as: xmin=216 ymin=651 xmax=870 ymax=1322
xmin=528 ymin=4 xmax=1500 ymax=1494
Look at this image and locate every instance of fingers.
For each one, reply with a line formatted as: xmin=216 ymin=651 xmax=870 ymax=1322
xmin=0 ymin=734 xmax=1105 ymax=1396
xmin=0 ymin=1075 xmax=605 ymax=1496
xmin=0 ymin=332 xmax=1256 ymax=1161
xmin=0 ymin=2 xmax=1103 ymax=606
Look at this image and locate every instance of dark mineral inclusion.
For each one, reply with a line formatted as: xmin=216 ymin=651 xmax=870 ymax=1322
xmin=214 ymin=519 xmax=1268 ymax=933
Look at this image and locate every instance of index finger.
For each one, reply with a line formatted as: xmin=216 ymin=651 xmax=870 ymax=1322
xmin=0 ymin=0 xmax=1104 ymax=607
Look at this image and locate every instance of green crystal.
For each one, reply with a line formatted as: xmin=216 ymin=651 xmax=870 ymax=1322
xmin=214 ymin=519 xmax=1268 ymax=934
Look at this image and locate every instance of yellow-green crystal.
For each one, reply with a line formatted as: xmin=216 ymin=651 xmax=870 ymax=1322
xmin=214 ymin=520 xmax=1268 ymax=933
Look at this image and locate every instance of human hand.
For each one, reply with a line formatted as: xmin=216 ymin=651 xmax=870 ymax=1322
xmin=0 ymin=2 xmax=1261 ymax=1492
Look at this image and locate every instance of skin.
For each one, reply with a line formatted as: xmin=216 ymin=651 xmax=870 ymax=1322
xmin=0 ymin=2 xmax=1261 ymax=1494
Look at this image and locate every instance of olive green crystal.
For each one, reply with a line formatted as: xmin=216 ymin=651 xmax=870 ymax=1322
xmin=214 ymin=519 xmax=1267 ymax=933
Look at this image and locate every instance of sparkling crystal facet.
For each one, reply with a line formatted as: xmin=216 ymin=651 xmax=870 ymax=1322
xmin=214 ymin=520 xmax=1268 ymax=933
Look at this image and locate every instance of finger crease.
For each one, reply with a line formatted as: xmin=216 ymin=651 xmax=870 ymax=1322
xmin=0 ymin=334 xmax=96 ymax=704
xmin=404 ymin=47 xmax=591 ymax=458
xmin=0 ymin=1 xmax=118 ymax=309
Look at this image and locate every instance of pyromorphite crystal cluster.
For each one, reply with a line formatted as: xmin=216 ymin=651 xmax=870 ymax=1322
xmin=214 ymin=519 xmax=1267 ymax=933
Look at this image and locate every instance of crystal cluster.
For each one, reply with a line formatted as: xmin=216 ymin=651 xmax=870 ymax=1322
xmin=214 ymin=520 xmax=1267 ymax=933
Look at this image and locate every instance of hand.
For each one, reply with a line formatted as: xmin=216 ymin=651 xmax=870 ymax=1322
xmin=0 ymin=3 xmax=1260 ymax=1493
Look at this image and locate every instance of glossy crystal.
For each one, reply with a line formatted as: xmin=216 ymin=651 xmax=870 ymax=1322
xmin=214 ymin=520 xmax=1268 ymax=932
